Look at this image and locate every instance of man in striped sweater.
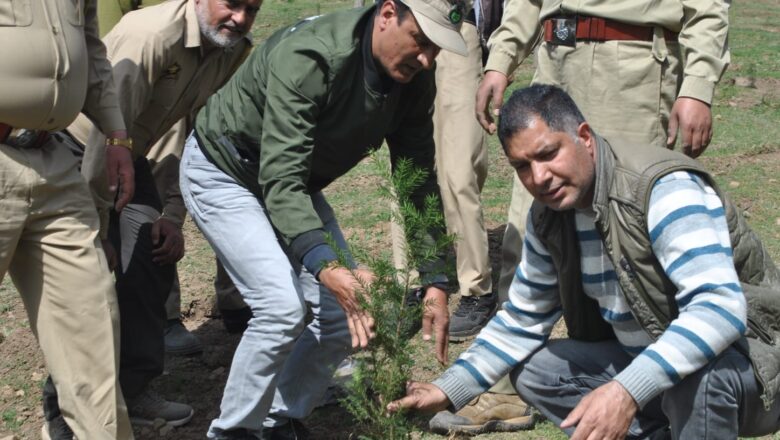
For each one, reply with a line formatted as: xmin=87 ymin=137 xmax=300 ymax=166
xmin=390 ymin=84 xmax=780 ymax=439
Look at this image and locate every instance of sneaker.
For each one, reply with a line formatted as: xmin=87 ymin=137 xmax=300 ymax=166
xmin=41 ymin=415 xmax=75 ymax=440
xmin=260 ymin=419 xmax=309 ymax=440
xmin=429 ymin=392 xmax=535 ymax=435
xmin=221 ymin=307 xmax=252 ymax=334
xmin=164 ymin=319 xmax=203 ymax=356
xmin=126 ymin=389 xmax=194 ymax=427
xmin=448 ymin=293 xmax=497 ymax=341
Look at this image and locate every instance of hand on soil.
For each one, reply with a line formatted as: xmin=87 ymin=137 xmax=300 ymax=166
xmin=386 ymin=381 xmax=450 ymax=414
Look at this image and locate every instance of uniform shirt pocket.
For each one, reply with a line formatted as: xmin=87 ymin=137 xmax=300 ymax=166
xmin=0 ymin=0 xmax=32 ymax=26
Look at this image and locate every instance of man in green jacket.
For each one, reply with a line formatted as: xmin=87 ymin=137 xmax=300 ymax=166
xmin=180 ymin=0 xmax=466 ymax=438
xmin=390 ymin=85 xmax=780 ymax=439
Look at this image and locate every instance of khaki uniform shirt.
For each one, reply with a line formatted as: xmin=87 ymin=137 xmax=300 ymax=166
xmin=97 ymin=0 xmax=166 ymax=37
xmin=486 ymin=0 xmax=730 ymax=104
xmin=69 ymin=0 xmax=251 ymax=233
xmin=0 ymin=0 xmax=124 ymax=133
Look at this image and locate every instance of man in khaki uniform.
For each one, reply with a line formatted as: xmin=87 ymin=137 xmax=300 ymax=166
xmin=432 ymin=6 xmax=498 ymax=341
xmin=0 ymin=0 xmax=136 ymax=439
xmin=433 ymin=0 xmax=730 ymax=433
xmin=479 ymin=0 xmax=730 ymax=304
xmin=389 ymin=2 xmax=497 ymax=344
xmin=94 ymin=0 xmax=213 ymax=355
xmin=40 ymin=0 xmax=258 ymax=434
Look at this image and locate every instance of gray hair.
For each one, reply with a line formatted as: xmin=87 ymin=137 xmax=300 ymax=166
xmin=497 ymin=84 xmax=587 ymax=151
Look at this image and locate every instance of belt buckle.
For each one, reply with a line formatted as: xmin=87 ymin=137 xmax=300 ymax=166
xmin=8 ymin=128 xmax=43 ymax=149
xmin=550 ymin=17 xmax=577 ymax=47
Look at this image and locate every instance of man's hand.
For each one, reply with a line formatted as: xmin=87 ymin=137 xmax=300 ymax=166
xmin=422 ymin=286 xmax=449 ymax=364
xmin=151 ymin=217 xmax=185 ymax=265
xmin=387 ymin=381 xmax=450 ymax=414
xmin=102 ymin=239 xmax=118 ymax=271
xmin=666 ymin=96 xmax=713 ymax=158
xmin=560 ymin=380 xmax=638 ymax=440
xmin=319 ymin=266 xmax=376 ymax=349
xmin=476 ymin=70 xmax=510 ymax=134
xmin=105 ymin=129 xmax=135 ymax=211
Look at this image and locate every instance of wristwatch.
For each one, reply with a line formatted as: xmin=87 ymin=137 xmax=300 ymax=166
xmin=105 ymin=137 xmax=134 ymax=151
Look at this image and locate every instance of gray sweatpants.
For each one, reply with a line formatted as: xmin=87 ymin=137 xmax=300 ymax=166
xmin=512 ymin=339 xmax=780 ymax=439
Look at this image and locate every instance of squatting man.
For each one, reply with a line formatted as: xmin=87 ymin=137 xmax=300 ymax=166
xmin=390 ymin=84 xmax=780 ymax=439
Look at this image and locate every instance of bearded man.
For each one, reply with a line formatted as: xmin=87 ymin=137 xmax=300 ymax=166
xmin=40 ymin=0 xmax=259 ymax=437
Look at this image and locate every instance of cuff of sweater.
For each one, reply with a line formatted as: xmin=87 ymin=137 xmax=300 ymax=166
xmin=613 ymin=364 xmax=663 ymax=408
xmin=432 ymin=368 xmax=482 ymax=411
xmin=301 ymin=243 xmax=339 ymax=277
xmin=678 ymin=76 xmax=715 ymax=105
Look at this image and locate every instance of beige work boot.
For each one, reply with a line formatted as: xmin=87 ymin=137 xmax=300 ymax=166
xmin=429 ymin=392 xmax=535 ymax=435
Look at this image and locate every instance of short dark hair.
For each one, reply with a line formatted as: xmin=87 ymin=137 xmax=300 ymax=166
xmin=376 ymin=0 xmax=410 ymax=22
xmin=497 ymin=84 xmax=587 ymax=151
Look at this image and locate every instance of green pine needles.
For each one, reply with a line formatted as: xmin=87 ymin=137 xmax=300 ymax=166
xmin=330 ymin=155 xmax=454 ymax=439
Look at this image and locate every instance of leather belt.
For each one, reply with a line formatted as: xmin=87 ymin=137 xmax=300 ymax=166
xmin=0 ymin=122 xmax=50 ymax=149
xmin=543 ymin=16 xmax=678 ymax=44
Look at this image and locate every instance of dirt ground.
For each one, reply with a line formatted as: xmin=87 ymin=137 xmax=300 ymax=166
xmin=0 ymin=212 xmax=510 ymax=440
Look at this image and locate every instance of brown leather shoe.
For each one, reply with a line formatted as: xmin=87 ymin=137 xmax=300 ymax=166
xmin=429 ymin=392 xmax=535 ymax=435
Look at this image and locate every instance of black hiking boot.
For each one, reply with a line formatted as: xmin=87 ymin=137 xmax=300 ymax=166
xmin=448 ymin=293 xmax=497 ymax=341
xmin=41 ymin=415 xmax=74 ymax=440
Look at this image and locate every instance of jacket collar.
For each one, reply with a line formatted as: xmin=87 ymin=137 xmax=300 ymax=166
xmin=590 ymin=132 xmax=614 ymax=223
xmin=184 ymin=0 xmax=203 ymax=50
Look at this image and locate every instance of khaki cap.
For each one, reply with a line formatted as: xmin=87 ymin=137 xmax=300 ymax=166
xmin=400 ymin=0 xmax=468 ymax=56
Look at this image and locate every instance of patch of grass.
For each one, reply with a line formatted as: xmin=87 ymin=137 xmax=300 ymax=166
xmin=1 ymin=409 xmax=21 ymax=431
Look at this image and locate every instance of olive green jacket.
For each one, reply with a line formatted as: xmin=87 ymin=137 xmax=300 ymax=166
xmin=532 ymin=135 xmax=780 ymax=408
xmin=195 ymin=7 xmax=444 ymax=276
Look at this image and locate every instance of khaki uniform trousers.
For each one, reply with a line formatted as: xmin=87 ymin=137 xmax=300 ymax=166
xmin=0 ymin=139 xmax=133 ymax=439
xmin=146 ymin=120 xmax=246 ymax=319
xmin=433 ymin=22 xmax=491 ymax=298
xmin=493 ymin=37 xmax=683 ymax=394
xmin=391 ymin=23 xmax=492 ymax=298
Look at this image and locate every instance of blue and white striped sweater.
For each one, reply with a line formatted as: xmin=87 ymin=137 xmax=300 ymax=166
xmin=433 ymin=171 xmax=747 ymax=409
